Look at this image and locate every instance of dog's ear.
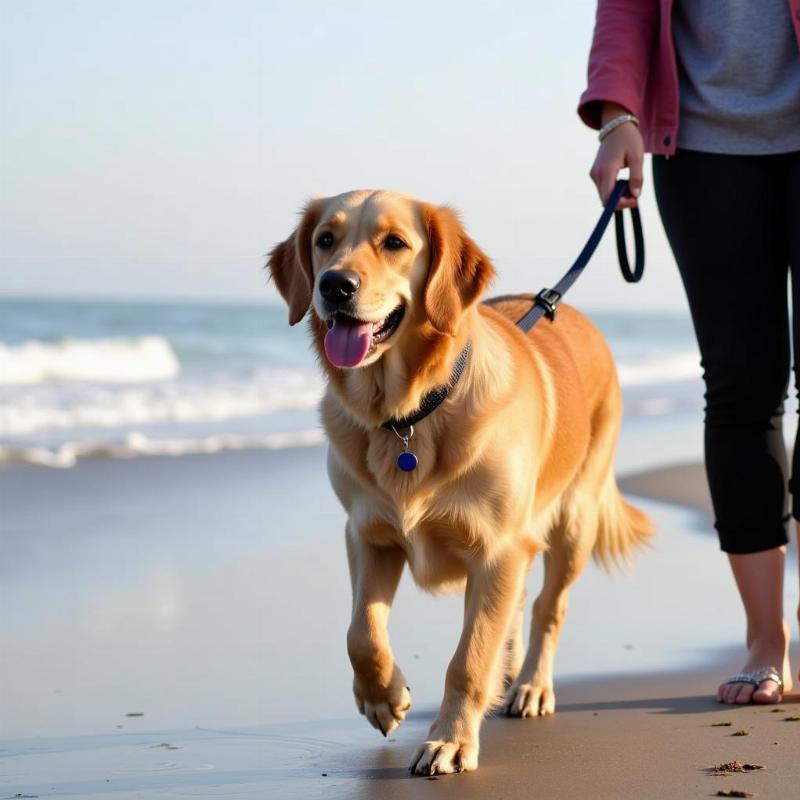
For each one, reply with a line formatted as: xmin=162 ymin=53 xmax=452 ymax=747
xmin=267 ymin=200 xmax=322 ymax=325
xmin=423 ymin=205 xmax=496 ymax=336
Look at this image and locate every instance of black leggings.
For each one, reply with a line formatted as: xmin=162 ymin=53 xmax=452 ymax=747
xmin=652 ymin=149 xmax=800 ymax=554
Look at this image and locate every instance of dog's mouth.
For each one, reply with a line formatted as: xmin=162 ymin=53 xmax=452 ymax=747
xmin=323 ymin=304 xmax=405 ymax=368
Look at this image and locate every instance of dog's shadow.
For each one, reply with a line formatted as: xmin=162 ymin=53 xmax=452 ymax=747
xmin=555 ymin=694 xmax=721 ymax=715
xmin=409 ymin=691 xmax=800 ymax=722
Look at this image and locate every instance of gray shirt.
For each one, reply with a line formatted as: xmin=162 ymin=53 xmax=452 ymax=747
xmin=673 ymin=0 xmax=800 ymax=155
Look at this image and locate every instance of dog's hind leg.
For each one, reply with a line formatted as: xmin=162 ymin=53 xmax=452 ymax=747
xmin=503 ymin=506 xmax=595 ymax=717
xmin=502 ymin=586 xmax=527 ymax=689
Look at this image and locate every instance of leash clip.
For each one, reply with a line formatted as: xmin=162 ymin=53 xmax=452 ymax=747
xmin=535 ymin=287 xmax=562 ymax=320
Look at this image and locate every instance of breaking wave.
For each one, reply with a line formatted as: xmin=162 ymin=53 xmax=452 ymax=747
xmin=616 ymin=351 xmax=701 ymax=387
xmin=0 ymin=336 xmax=180 ymax=385
xmin=0 ymin=370 xmax=323 ymax=437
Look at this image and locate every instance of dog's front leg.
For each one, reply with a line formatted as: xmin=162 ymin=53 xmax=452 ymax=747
xmin=346 ymin=526 xmax=410 ymax=737
xmin=410 ymin=547 xmax=528 ymax=775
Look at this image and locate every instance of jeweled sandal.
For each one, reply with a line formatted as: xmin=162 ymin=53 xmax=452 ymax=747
xmin=725 ymin=666 xmax=783 ymax=693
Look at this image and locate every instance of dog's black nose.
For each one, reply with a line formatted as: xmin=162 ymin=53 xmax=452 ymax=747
xmin=319 ymin=270 xmax=360 ymax=302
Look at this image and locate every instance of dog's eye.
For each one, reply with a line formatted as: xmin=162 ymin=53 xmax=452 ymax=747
xmin=316 ymin=232 xmax=334 ymax=249
xmin=384 ymin=235 xmax=408 ymax=251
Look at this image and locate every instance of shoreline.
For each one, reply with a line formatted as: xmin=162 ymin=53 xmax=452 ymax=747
xmin=2 ymin=442 xmax=800 ymax=798
xmin=3 ymin=658 xmax=799 ymax=799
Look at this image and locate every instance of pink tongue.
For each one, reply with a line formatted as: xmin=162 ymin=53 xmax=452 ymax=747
xmin=324 ymin=318 xmax=373 ymax=367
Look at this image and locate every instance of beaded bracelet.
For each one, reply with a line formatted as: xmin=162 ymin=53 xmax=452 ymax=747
xmin=598 ymin=113 xmax=639 ymax=142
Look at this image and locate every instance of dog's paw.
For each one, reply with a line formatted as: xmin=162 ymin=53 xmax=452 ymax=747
xmin=409 ymin=738 xmax=479 ymax=775
xmin=503 ymin=680 xmax=556 ymax=717
xmin=353 ymin=666 xmax=411 ymax=737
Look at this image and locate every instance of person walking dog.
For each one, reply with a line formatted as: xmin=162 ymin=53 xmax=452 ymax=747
xmin=579 ymin=0 xmax=800 ymax=704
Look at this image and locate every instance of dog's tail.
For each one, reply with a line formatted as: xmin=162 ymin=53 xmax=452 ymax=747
xmin=592 ymin=474 xmax=655 ymax=570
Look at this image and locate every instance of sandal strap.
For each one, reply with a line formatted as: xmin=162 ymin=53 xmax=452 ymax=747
xmin=750 ymin=666 xmax=783 ymax=689
xmin=725 ymin=666 xmax=783 ymax=690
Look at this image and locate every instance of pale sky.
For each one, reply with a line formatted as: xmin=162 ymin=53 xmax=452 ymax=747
xmin=0 ymin=0 xmax=688 ymax=310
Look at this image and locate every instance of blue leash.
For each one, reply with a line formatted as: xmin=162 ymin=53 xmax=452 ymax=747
xmin=515 ymin=179 xmax=644 ymax=332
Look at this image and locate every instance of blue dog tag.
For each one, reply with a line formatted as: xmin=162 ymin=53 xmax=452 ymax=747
xmin=397 ymin=451 xmax=418 ymax=472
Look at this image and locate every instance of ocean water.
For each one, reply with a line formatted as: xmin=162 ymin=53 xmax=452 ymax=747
xmin=0 ymin=297 xmax=704 ymax=468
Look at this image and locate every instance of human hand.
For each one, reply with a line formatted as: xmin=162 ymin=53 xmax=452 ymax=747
xmin=589 ymin=103 xmax=645 ymax=209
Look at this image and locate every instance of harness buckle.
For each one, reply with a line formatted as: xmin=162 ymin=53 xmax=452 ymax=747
xmin=535 ymin=287 xmax=562 ymax=320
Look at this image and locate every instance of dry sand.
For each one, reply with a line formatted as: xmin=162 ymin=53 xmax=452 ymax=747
xmin=2 ymin=445 xmax=799 ymax=798
xmin=316 ymin=668 xmax=800 ymax=800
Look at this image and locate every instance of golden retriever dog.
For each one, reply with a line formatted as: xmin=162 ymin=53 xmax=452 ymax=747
xmin=267 ymin=190 xmax=653 ymax=776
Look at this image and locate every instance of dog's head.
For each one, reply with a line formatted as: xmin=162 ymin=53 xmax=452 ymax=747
xmin=267 ymin=190 xmax=495 ymax=369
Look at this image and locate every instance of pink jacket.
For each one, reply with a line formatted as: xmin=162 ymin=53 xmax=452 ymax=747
xmin=578 ymin=0 xmax=800 ymax=155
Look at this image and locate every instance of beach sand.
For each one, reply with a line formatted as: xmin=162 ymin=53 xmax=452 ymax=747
xmin=620 ymin=461 xmax=713 ymax=518
xmin=2 ymin=440 xmax=799 ymax=798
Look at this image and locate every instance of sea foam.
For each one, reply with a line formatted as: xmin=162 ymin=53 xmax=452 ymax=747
xmin=616 ymin=351 xmax=701 ymax=387
xmin=0 ymin=336 xmax=180 ymax=385
xmin=0 ymin=369 xmax=323 ymax=436
xmin=0 ymin=429 xmax=326 ymax=468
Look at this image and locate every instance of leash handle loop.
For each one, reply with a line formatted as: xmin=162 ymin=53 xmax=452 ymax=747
xmin=614 ymin=204 xmax=644 ymax=283
xmin=590 ymin=180 xmax=644 ymax=284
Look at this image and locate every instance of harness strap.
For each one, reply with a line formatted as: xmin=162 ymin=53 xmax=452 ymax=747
xmin=515 ymin=179 xmax=644 ymax=332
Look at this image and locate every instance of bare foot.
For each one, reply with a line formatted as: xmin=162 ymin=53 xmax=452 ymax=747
xmin=717 ymin=620 xmax=793 ymax=704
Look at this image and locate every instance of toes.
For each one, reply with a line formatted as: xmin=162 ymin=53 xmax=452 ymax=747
xmin=719 ymin=682 xmax=734 ymax=704
xmin=357 ymin=684 xmax=412 ymax=735
xmin=719 ymin=682 xmax=743 ymax=704
xmin=456 ymin=743 xmax=479 ymax=772
xmin=734 ymin=683 xmax=755 ymax=704
xmin=410 ymin=740 xmax=478 ymax=775
xmin=363 ymin=694 xmax=411 ymax=736
xmin=503 ymin=684 xmax=530 ymax=717
xmin=363 ymin=702 xmax=397 ymax=736
xmin=431 ymin=742 xmax=460 ymax=774
xmin=752 ymin=679 xmax=781 ymax=704
xmin=375 ymin=702 xmax=403 ymax=736
xmin=410 ymin=741 xmax=440 ymax=775
xmin=363 ymin=702 xmax=383 ymax=734
xmin=397 ymin=684 xmax=412 ymax=713
xmin=504 ymin=683 xmax=556 ymax=717
xmin=723 ymin=682 xmax=744 ymax=704
xmin=719 ymin=676 xmax=783 ymax=705
xmin=536 ymin=686 xmax=556 ymax=715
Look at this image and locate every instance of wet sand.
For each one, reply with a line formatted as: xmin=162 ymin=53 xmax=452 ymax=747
xmin=620 ymin=460 xmax=713 ymax=517
xmin=3 ymin=665 xmax=800 ymax=800
xmin=2 ymin=440 xmax=799 ymax=798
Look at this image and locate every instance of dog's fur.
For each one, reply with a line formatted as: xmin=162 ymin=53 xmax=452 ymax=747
xmin=268 ymin=190 xmax=653 ymax=775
